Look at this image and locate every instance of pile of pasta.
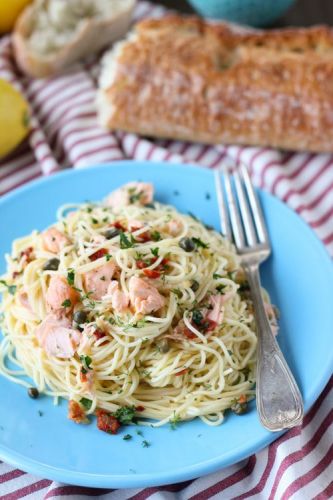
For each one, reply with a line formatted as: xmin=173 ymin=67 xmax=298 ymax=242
xmin=0 ymin=182 xmax=274 ymax=429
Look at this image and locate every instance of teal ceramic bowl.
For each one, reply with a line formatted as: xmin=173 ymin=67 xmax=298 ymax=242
xmin=187 ymin=0 xmax=295 ymax=27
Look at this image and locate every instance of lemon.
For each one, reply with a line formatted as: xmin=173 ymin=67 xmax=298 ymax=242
xmin=0 ymin=79 xmax=30 ymax=159
xmin=0 ymin=0 xmax=32 ymax=34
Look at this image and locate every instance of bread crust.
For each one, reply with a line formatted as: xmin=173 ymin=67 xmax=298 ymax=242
xmin=13 ymin=1 xmax=135 ymax=78
xmin=99 ymin=15 xmax=333 ymax=153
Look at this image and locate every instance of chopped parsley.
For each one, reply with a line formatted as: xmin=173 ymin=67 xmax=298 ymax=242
xmin=80 ymin=397 xmax=92 ymax=410
xmin=80 ymin=355 xmax=92 ymax=374
xmin=192 ymin=237 xmax=209 ymax=249
xmin=142 ymin=440 xmax=150 ymax=448
xmin=188 ymin=212 xmax=199 ymax=221
xmin=91 ymin=217 xmax=99 ymax=225
xmin=113 ymin=405 xmax=136 ymax=425
xmin=151 ymin=247 xmax=159 ymax=257
xmin=123 ymin=434 xmax=132 ymax=440
xmin=61 ymin=299 xmax=72 ymax=308
xmin=171 ymin=288 xmax=182 ymax=299
xmin=105 ymin=253 xmax=112 ymax=261
xmin=128 ymin=188 xmax=143 ymax=204
xmin=169 ymin=412 xmax=181 ymax=430
xmin=216 ymin=284 xmax=226 ymax=293
xmin=120 ymin=232 xmax=136 ymax=249
xmin=150 ymin=230 xmax=161 ymax=241
xmin=67 ymin=268 xmax=75 ymax=286
xmin=213 ymin=273 xmax=223 ymax=279
xmin=136 ymin=429 xmax=143 ymax=436
xmin=0 ymin=280 xmax=17 ymax=295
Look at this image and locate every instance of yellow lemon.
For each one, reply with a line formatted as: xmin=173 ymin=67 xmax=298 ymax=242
xmin=0 ymin=0 xmax=32 ymax=34
xmin=0 ymin=79 xmax=30 ymax=159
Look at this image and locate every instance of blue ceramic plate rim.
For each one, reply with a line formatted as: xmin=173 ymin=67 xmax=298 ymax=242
xmin=0 ymin=161 xmax=332 ymax=489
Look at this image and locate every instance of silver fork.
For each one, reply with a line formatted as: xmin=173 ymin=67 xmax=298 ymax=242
xmin=215 ymin=161 xmax=304 ymax=432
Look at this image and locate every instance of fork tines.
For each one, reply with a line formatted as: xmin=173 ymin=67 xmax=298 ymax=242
xmin=214 ymin=162 xmax=270 ymax=253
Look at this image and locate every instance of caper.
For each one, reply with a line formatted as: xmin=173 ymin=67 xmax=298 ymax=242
xmin=28 ymin=387 xmax=39 ymax=399
xmin=231 ymin=401 xmax=248 ymax=415
xmin=191 ymin=280 xmax=199 ymax=292
xmin=179 ymin=237 xmax=195 ymax=252
xmin=104 ymin=228 xmax=121 ymax=240
xmin=43 ymin=258 xmax=60 ymax=271
xmin=73 ymin=310 xmax=88 ymax=325
xmin=156 ymin=338 xmax=170 ymax=353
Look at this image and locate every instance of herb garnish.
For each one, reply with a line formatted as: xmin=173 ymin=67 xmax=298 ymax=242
xmin=67 ymin=268 xmax=75 ymax=286
xmin=171 ymin=288 xmax=182 ymax=299
xmin=192 ymin=237 xmax=209 ymax=249
xmin=80 ymin=397 xmax=92 ymax=410
xmin=169 ymin=412 xmax=181 ymax=430
xmin=61 ymin=299 xmax=72 ymax=308
xmin=151 ymin=247 xmax=159 ymax=257
xmin=0 ymin=280 xmax=17 ymax=295
xmin=128 ymin=188 xmax=143 ymax=204
xmin=123 ymin=434 xmax=132 ymax=440
xmin=136 ymin=429 xmax=143 ymax=436
xmin=213 ymin=273 xmax=223 ymax=279
xmin=216 ymin=284 xmax=226 ymax=293
xmin=120 ymin=232 xmax=136 ymax=249
xmin=142 ymin=440 xmax=150 ymax=448
xmin=113 ymin=406 xmax=136 ymax=425
xmin=80 ymin=355 xmax=92 ymax=374
xmin=150 ymin=230 xmax=161 ymax=241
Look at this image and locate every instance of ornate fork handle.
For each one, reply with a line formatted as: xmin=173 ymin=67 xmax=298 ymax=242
xmin=245 ymin=262 xmax=304 ymax=431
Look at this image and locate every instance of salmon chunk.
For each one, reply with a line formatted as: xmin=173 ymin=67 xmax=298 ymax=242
xmin=36 ymin=313 xmax=80 ymax=358
xmin=84 ymin=261 xmax=116 ymax=300
xmin=106 ymin=280 xmax=129 ymax=313
xmin=46 ymin=275 xmax=78 ymax=312
xmin=207 ymin=295 xmax=224 ymax=324
xmin=128 ymin=276 xmax=164 ymax=314
xmin=42 ymin=227 xmax=70 ymax=253
xmin=105 ymin=182 xmax=153 ymax=209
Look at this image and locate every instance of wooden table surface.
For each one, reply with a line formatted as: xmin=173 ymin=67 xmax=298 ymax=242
xmin=151 ymin=0 xmax=333 ymax=27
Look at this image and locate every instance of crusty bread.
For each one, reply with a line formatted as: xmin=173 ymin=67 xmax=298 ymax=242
xmin=13 ymin=0 xmax=135 ymax=78
xmin=98 ymin=15 xmax=333 ymax=153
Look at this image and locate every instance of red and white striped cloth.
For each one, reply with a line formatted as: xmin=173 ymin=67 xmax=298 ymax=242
xmin=0 ymin=2 xmax=332 ymax=499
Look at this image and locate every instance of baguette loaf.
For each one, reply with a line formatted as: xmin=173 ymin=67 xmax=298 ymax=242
xmin=13 ymin=0 xmax=135 ymax=78
xmin=98 ymin=15 xmax=333 ymax=153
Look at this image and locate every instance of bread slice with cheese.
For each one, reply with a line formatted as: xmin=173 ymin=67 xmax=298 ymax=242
xmin=13 ymin=0 xmax=136 ymax=78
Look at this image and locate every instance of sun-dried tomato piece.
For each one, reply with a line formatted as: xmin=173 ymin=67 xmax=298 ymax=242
xmin=68 ymin=400 xmax=86 ymax=424
xmin=96 ymin=409 xmax=121 ymax=434
xmin=89 ymin=248 xmax=108 ymax=261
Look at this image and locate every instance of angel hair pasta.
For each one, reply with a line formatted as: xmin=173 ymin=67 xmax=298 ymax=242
xmin=0 ymin=182 xmax=277 ymax=433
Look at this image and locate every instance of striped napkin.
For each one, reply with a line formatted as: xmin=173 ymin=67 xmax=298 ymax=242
xmin=0 ymin=2 xmax=332 ymax=499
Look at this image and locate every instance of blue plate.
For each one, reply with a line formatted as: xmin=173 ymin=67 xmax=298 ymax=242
xmin=0 ymin=162 xmax=332 ymax=488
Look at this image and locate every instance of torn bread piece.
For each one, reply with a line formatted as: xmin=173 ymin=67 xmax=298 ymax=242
xmin=13 ymin=0 xmax=136 ymax=78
